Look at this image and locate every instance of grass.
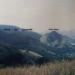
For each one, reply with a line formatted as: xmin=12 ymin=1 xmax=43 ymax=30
xmin=0 ymin=61 xmax=75 ymax=75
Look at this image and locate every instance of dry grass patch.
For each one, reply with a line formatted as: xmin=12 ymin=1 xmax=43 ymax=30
xmin=0 ymin=61 xmax=75 ymax=75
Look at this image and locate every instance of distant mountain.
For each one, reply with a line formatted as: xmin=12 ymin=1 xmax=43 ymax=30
xmin=0 ymin=25 xmax=20 ymax=30
xmin=41 ymin=31 xmax=74 ymax=48
xmin=56 ymin=30 xmax=75 ymax=45
xmin=0 ymin=25 xmax=53 ymax=58
xmin=63 ymin=35 xmax=75 ymax=45
xmin=61 ymin=30 xmax=75 ymax=40
xmin=40 ymin=31 xmax=75 ymax=60
xmin=0 ymin=25 xmax=75 ymax=64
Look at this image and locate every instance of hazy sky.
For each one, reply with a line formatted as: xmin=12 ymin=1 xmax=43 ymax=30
xmin=0 ymin=0 xmax=75 ymax=32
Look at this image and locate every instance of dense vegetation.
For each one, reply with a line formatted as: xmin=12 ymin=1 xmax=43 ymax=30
xmin=0 ymin=60 xmax=75 ymax=75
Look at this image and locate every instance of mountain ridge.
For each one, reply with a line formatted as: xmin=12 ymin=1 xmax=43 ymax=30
xmin=0 ymin=25 xmax=75 ymax=65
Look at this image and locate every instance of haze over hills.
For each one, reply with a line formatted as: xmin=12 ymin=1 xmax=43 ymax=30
xmin=0 ymin=25 xmax=75 ymax=65
xmin=41 ymin=31 xmax=75 ymax=47
xmin=41 ymin=31 xmax=75 ymax=60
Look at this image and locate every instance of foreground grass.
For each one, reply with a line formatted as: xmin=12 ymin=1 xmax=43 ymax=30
xmin=0 ymin=61 xmax=75 ymax=75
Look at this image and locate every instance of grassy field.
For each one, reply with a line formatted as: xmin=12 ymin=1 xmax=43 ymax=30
xmin=0 ymin=61 xmax=75 ymax=75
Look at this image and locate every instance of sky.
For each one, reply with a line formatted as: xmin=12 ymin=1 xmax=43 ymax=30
xmin=0 ymin=0 xmax=75 ymax=33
